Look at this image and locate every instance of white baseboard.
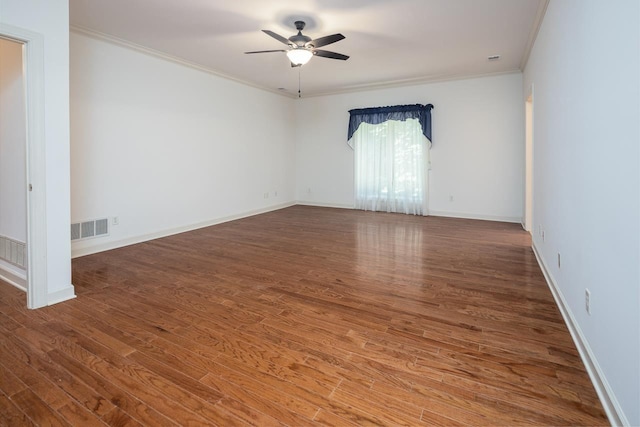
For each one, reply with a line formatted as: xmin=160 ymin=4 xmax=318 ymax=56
xmin=47 ymin=285 xmax=76 ymax=306
xmin=72 ymin=202 xmax=296 ymax=258
xmin=295 ymin=204 xmax=522 ymax=224
xmin=0 ymin=266 xmax=75 ymax=307
xmin=532 ymin=242 xmax=627 ymax=426
xmin=0 ymin=264 xmax=27 ymax=292
xmin=429 ymin=210 xmax=521 ymax=223
xmin=295 ymin=201 xmax=354 ymax=210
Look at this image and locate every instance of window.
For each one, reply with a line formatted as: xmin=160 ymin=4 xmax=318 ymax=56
xmin=348 ymin=104 xmax=433 ymax=216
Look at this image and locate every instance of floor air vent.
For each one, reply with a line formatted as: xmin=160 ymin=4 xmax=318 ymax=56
xmin=71 ymin=218 xmax=109 ymax=241
xmin=0 ymin=235 xmax=26 ymax=268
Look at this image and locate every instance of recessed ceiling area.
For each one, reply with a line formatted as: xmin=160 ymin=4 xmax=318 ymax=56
xmin=69 ymin=0 xmax=546 ymax=97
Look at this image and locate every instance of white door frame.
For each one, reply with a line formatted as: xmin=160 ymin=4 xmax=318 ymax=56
xmin=0 ymin=24 xmax=48 ymax=308
xmin=524 ymin=85 xmax=534 ymax=233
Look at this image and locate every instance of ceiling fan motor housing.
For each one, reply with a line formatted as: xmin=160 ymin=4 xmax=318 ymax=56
xmin=289 ymin=21 xmax=312 ymax=47
xmin=245 ymin=20 xmax=349 ymax=62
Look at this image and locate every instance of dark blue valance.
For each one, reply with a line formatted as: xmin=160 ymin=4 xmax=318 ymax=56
xmin=347 ymin=103 xmax=434 ymax=143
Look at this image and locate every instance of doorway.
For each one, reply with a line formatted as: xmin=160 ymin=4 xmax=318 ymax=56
xmin=524 ymin=88 xmax=534 ymax=233
xmin=0 ymin=37 xmax=28 ymax=293
xmin=0 ymin=23 xmax=48 ymax=309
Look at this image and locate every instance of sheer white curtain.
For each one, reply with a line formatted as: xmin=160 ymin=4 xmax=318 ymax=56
xmin=354 ymin=118 xmax=430 ymax=215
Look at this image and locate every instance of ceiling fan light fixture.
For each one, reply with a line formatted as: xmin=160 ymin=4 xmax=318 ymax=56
xmin=287 ymin=48 xmax=313 ymax=65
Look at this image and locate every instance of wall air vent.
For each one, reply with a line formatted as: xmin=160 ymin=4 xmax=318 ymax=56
xmin=71 ymin=223 xmax=80 ymax=240
xmin=71 ymin=218 xmax=109 ymax=241
xmin=0 ymin=235 xmax=26 ymax=269
xmin=95 ymin=218 xmax=108 ymax=236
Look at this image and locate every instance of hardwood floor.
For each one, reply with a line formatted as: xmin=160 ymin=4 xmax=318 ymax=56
xmin=0 ymin=206 xmax=608 ymax=426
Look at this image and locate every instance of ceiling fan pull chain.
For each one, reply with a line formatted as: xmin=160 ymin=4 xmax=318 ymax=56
xmin=298 ymin=67 xmax=302 ymax=98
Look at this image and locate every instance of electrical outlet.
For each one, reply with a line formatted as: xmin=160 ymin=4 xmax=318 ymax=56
xmin=263 ymin=192 xmax=269 ymax=199
xmin=585 ymin=289 xmax=591 ymax=315
xmin=449 ymin=195 xmax=454 ymax=202
xmin=542 ymin=230 xmax=545 ymax=242
xmin=274 ymin=190 xmax=278 ymax=197
xmin=307 ymin=187 xmax=312 ymax=194
xmin=112 ymin=216 xmax=119 ymax=226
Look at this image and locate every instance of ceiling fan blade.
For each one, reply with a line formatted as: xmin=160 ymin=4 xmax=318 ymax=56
xmin=262 ymin=30 xmax=292 ymax=46
xmin=244 ymin=49 xmax=287 ymax=54
xmin=313 ymin=49 xmax=350 ymax=60
xmin=307 ymin=33 xmax=345 ymax=48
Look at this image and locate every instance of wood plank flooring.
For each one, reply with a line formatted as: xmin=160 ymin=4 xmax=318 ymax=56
xmin=0 ymin=206 xmax=608 ymax=426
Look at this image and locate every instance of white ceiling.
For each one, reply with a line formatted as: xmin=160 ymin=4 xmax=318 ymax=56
xmin=69 ymin=0 xmax=546 ymax=97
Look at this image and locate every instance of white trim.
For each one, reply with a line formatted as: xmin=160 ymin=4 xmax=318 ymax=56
xmin=304 ymin=70 xmax=523 ymax=99
xmin=72 ymin=202 xmax=296 ymax=258
xmin=0 ymin=264 xmax=27 ymax=292
xmin=523 ymin=86 xmax=535 ymax=233
xmin=519 ymin=0 xmax=550 ymax=71
xmin=0 ymin=24 xmax=48 ymax=309
xmin=73 ymin=200 xmax=524 ymax=258
xmin=71 ymin=26 xmax=523 ymax=100
xmin=428 ymin=210 xmax=521 ymax=223
xmin=294 ymin=204 xmax=521 ymax=223
xmin=295 ymin=201 xmax=354 ymax=210
xmin=47 ymin=285 xmax=75 ymax=306
xmin=532 ymin=242 xmax=627 ymax=427
xmin=70 ymin=25 xmax=292 ymax=99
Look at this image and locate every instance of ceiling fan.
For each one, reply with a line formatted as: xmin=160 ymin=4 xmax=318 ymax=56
xmin=245 ymin=21 xmax=349 ymax=66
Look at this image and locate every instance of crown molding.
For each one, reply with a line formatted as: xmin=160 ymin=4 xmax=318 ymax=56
xmin=299 ymin=69 xmax=523 ymax=99
xmin=70 ymin=25 xmax=298 ymax=99
xmin=520 ymin=0 xmax=550 ymax=71
xmin=71 ymin=25 xmax=524 ymax=100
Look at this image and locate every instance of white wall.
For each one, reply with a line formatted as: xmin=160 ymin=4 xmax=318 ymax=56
xmin=70 ymin=32 xmax=296 ymax=256
xmin=0 ymin=0 xmax=74 ymax=304
xmin=0 ymin=38 xmax=26 ymax=278
xmin=524 ymin=0 xmax=639 ymax=425
xmin=294 ymin=73 xmax=524 ymax=222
